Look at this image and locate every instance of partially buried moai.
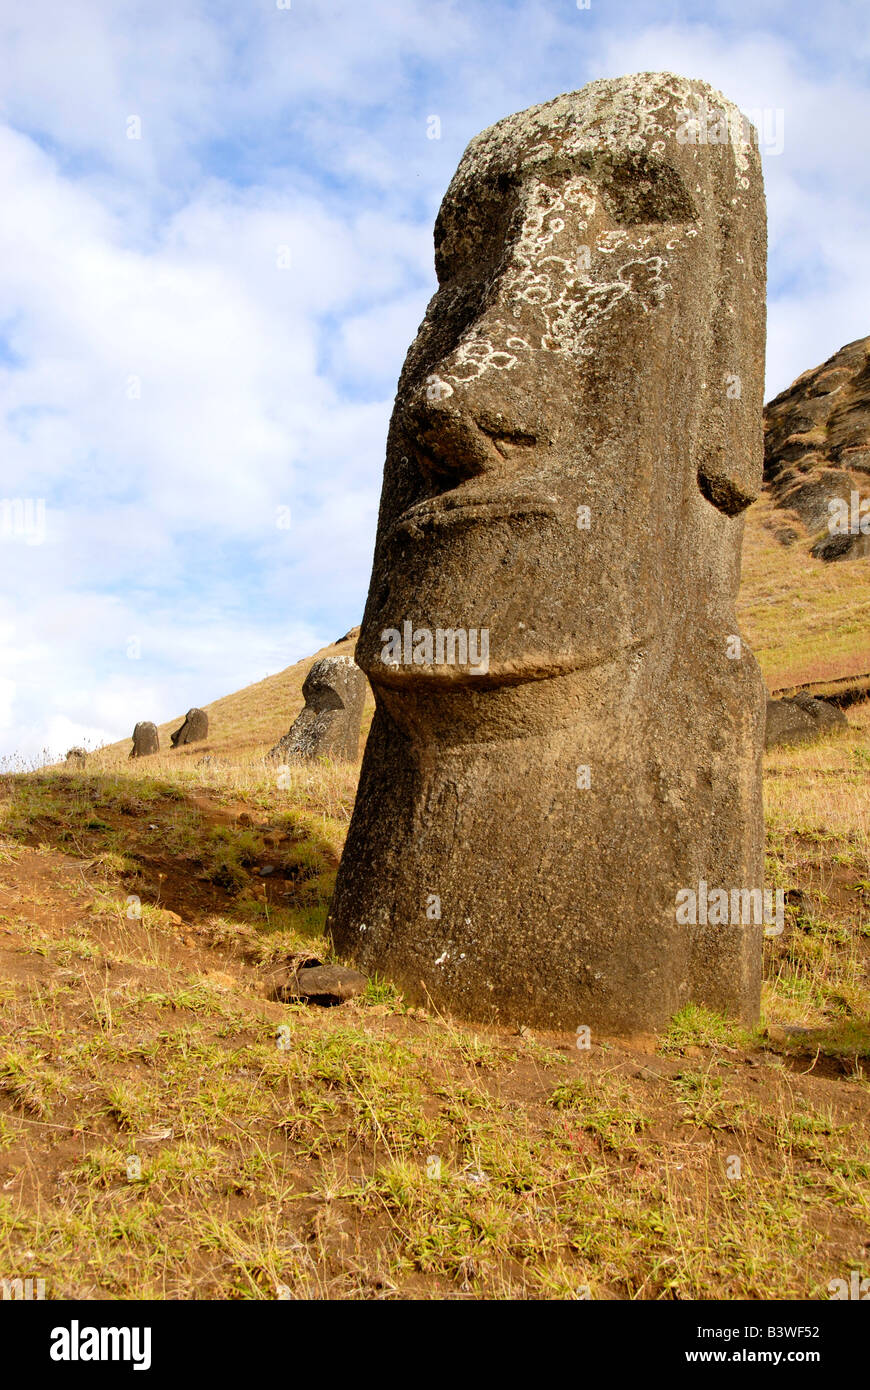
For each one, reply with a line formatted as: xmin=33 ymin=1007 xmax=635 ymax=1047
xmin=327 ymin=73 xmax=768 ymax=1034
xmin=129 ymin=722 xmax=159 ymax=758
xmin=170 ymin=708 xmax=208 ymax=747
xmin=268 ymin=656 xmax=366 ymax=763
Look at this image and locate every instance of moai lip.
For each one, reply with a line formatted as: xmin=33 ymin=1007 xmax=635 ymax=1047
xmin=328 ymin=72 xmax=768 ymax=1033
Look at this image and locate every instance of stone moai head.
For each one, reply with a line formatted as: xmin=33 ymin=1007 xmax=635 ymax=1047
xmin=268 ymin=655 xmax=367 ymax=763
xmin=329 ymin=74 xmax=768 ymax=1035
xmin=129 ymin=721 xmax=159 ymax=758
xmin=170 ymin=708 xmax=208 ymax=748
xmin=355 ymin=71 xmax=766 ymax=692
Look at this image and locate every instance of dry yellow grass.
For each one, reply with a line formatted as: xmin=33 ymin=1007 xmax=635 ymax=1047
xmin=1 ymin=675 xmax=866 ymax=1301
xmin=764 ymin=697 xmax=870 ymax=845
xmin=739 ymin=495 xmax=870 ymax=695
xmin=0 ymin=742 xmax=867 ymax=1300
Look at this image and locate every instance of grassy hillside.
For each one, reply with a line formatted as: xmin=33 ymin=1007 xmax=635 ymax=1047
xmin=740 ymin=497 xmax=870 ymax=698
xmin=0 ymin=692 xmax=867 ymax=1298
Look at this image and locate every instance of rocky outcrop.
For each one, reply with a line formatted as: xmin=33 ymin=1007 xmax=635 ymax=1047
xmin=764 ymin=336 xmax=870 ymax=561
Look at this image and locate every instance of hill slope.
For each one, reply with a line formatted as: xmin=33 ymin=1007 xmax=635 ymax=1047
xmin=742 ymin=335 xmax=870 ymax=699
xmin=0 ymin=697 xmax=867 ymax=1298
xmin=739 ymin=495 xmax=870 ymax=698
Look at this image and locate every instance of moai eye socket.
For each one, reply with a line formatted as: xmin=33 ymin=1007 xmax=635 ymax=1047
xmin=434 ymin=172 xmax=522 ymax=285
xmin=599 ymin=153 xmax=698 ymax=226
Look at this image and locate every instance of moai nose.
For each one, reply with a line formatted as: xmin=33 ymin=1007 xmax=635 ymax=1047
xmin=402 ymin=387 xmax=494 ymax=486
xmin=404 ymin=354 xmax=546 ymax=488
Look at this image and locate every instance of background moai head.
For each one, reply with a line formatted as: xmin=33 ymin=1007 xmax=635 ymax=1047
xmin=170 ymin=708 xmax=208 ymax=747
xmin=129 ymin=721 xmax=159 ymax=758
xmin=355 ymin=72 xmax=766 ymax=695
xmin=765 ymin=693 xmax=847 ymax=750
xmin=268 ymin=656 xmax=366 ymax=763
xmin=65 ymin=747 xmax=87 ymax=766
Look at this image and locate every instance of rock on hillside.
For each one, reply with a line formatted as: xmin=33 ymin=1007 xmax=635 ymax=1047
xmin=93 ymin=627 xmax=372 ymax=764
xmin=765 ymin=691 xmax=848 ymax=749
xmin=764 ymin=335 xmax=870 ymax=561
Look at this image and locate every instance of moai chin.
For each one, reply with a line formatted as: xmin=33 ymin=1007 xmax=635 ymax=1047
xmin=268 ymin=655 xmax=367 ymax=763
xmin=327 ymin=73 xmax=768 ymax=1034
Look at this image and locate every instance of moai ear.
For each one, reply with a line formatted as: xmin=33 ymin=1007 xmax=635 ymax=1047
xmin=696 ymin=153 xmax=765 ymax=517
xmin=696 ymin=289 xmax=765 ymax=515
xmin=694 ymin=358 xmax=756 ymax=517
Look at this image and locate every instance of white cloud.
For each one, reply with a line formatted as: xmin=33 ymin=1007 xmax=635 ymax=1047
xmin=0 ymin=679 xmax=16 ymax=731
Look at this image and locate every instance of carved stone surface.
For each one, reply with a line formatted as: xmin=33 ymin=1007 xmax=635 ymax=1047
xmin=170 ymin=708 xmax=208 ymax=747
xmin=268 ymin=656 xmax=366 ymax=763
xmin=328 ymin=73 xmax=768 ymax=1033
xmin=765 ymin=693 xmax=848 ymax=749
xmin=129 ymin=722 xmax=159 ymax=758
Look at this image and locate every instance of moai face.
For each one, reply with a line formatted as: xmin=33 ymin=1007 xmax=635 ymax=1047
xmin=355 ymin=75 xmax=766 ymax=691
xmin=269 ymin=656 xmax=367 ymax=763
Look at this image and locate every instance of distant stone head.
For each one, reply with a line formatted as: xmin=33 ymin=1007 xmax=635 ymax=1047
xmin=170 ymin=708 xmax=208 ymax=748
xmin=129 ymin=722 xmax=159 ymax=758
xmin=268 ymin=655 xmax=366 ymax=764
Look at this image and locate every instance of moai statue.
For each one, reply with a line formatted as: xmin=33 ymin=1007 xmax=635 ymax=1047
xmin=765 ymin=693 xmax=847 ymax=750
xmin=65 ymin=747 xmax=87 ymax=766
xmin=129 ymin=722 xmax=159 ymax=758
xmin=268 ymin=656 xmax=366 ymax=763
xmin=170 ymin=708 xmax=208 ymax=747
xmin=327 ymin=73 xmax=768 ymax=1034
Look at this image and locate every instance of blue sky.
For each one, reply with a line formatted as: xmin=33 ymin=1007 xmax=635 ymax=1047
xmin=0 ymin=0 xmax=868 ymax=758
